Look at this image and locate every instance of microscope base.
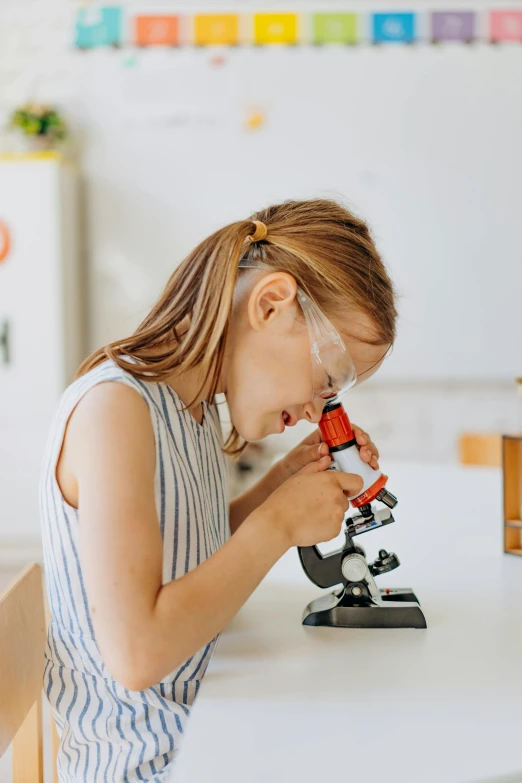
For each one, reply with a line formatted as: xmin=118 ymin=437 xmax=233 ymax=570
xmin=302 ymin=587 xmax=427 ymax=629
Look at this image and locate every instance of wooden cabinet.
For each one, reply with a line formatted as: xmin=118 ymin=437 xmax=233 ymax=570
xmin=459 ymin=433 xmax=522 ymax=557
xmin=503 ymin=436 xmax=522 ymax=556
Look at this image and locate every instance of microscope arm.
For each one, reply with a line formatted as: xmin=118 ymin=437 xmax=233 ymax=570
xmin=297 ymin=545 xmax=344 ymax=589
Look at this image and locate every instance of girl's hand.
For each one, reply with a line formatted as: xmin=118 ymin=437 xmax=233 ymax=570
xmin=352 ymin=424 xmax=380 ymax=470
xmin=259 ymin=458 xmax=364 ymax=549
xmin=278 ymin=425 xmax=380 ymax=480
xmin=234 ymin=424 xmax=381 ymax=534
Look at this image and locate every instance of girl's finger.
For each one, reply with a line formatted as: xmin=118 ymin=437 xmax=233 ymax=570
xmin=303 ymin=442 xmax=329 ymax=464
xmin=298 ymin=428 xmax=322 ymax=447
xmin=360 ymin=443 xmax=379 ymax=463
xmin=346 ymin=424 xmax=380 ymax=467
xmin=298 ymin=454 xmax=332 ymax=474
xmin=353 ymin=425 xmax=368 ymax=445
xmin=291 ymin=441 xmax=329 ymax=471
xmin=316 ymin=441 xmax=329 ymax=458
xmin=369 ymin=441 xmax=380 ymax=460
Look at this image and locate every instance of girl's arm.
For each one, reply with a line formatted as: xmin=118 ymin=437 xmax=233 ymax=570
xmin=63 ymin=382 xmax=361 ymax=692
xmin=68 ymin=383 xmax=287 ymax=691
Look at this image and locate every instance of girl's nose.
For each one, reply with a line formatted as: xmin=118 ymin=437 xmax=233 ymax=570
xmin=303 ymin=399 xmax=325 ymax=425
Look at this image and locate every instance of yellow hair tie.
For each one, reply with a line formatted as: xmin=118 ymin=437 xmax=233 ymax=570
xmin=249 ymin=220 xmax=268 ymax=242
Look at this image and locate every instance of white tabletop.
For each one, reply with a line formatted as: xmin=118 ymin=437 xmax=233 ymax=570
xmin=176 ymin=462 xmax=522 ymax=783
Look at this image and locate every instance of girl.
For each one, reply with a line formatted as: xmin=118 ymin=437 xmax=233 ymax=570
xmin=41 ymin=199 xmax=396 ymax=782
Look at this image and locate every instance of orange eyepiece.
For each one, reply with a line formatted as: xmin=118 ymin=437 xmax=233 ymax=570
xmin=319 ymin=405 xmax=355 ymax=450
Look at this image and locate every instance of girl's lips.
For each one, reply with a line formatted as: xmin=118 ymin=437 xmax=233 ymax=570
xmin=281 ymin=410 xmax=296 ymax=427
xmin=277 ymin=411 xmax=297 ymax=433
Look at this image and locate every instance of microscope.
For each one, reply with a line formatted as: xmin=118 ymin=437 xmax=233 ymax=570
xmin=298 ymin=399 xmax=427 ymax=629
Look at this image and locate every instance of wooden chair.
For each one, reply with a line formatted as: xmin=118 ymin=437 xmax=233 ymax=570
xmin=0 ymin=563 xmax=58 ymax=782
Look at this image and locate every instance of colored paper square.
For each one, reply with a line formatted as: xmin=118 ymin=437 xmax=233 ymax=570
xmin=75 ymin=7 xmax=122 ymax=48
xmin=254 ymin=13 xmax=298 ymax=45
xmin=194 ymin=14 xmax=239 ymax=46
xmin=135 ymin=16 xmax=179 ymax=47
xmin=372 ymin=13 xmax=415 ymax=44
xmin=432 ymin=12 xmax=476 ymax=42
xmin=313 ymin=13 xmax=358 ymax=45
xmin=490 ymin=11 xmax=522 ymax=42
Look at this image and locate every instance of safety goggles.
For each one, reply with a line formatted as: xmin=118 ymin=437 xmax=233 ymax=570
xmin=296 ymin=287 xmax=357 ymax=400
xmin=238 ymin=261 xmax=357 ymax=400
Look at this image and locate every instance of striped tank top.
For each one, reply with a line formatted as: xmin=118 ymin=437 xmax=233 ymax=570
xmin=40 ymin=360 xmax=230 ymax=782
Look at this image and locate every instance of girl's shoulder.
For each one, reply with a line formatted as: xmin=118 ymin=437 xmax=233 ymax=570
xmin=55 ymin=358 xmax=144 ymax=417
xmin=42 ymin=360 xmax=156 ymax=502
xmin=49 ymin=359 xmax=159 ymax=441
xmin=65 ymin=357 xmax=146 ymax=400
xmin=55 ymin=358 xmax=224 ymax=447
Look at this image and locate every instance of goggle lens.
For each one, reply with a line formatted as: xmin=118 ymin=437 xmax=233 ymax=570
xmin=298 ymin=288 xmax=357 ymax=400
xmin=311 ymin=342 xmax=357 ymax=399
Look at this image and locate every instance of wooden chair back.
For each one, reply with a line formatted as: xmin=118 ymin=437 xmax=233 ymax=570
xmin=0 ymin=563 xmax=46 ymax=783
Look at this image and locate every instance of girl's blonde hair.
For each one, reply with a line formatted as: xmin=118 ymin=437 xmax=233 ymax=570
xmin=77 ymin=199 xmax=397 ymax=454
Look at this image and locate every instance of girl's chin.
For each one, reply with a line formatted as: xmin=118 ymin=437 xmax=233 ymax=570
xmin=234 ymin=425 xmax=265 ymax=443
xmin=236 ymin=417 xmax=284 ymax=442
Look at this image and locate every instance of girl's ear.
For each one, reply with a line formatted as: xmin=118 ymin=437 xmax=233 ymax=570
xmin=247 ymin=273 xmax=298 ymax=334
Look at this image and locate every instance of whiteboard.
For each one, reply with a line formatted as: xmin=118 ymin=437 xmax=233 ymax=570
xmin=75 ymin=37 xmax=522 ymax=380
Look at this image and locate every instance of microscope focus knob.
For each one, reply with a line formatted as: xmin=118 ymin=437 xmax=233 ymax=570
xmin=341 ymin=554 xmax=369 ymax=583
xmin=369 ymin=550 xmax=400 ymax=576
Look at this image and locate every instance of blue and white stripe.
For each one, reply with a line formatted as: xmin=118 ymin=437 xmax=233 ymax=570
xmin=40 ymin=360 xmax=229 ymax=782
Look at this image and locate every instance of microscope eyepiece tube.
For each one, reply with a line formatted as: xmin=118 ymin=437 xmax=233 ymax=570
xmin=319 ymin=401 xmax=395 ymax=508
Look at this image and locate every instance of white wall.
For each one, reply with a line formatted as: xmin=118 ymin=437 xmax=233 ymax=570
xmin=0 ymin=0 xmax=520 ymax=478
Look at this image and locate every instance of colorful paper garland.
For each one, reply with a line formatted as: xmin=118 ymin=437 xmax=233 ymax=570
xmin=74 ymin=8 xmax=522 ymax=50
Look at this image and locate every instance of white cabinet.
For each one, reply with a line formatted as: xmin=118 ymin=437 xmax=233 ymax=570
xmin=0 ymin=153 xmax=82 ymax=547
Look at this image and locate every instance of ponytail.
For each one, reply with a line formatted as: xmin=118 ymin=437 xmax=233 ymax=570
xmin=77 ymin=219 xmax=260 ymax=453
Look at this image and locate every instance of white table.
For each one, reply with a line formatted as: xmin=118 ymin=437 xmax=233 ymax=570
xmin=176 ymin=463 xmax=522 ymax=783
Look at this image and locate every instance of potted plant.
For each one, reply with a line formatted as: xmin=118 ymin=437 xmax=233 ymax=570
xmin=7 ymin=103 xmax=68 ymax=152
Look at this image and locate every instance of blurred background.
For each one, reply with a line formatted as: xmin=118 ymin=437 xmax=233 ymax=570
xmin=1 ymin=0 xmax=522 ymax=567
